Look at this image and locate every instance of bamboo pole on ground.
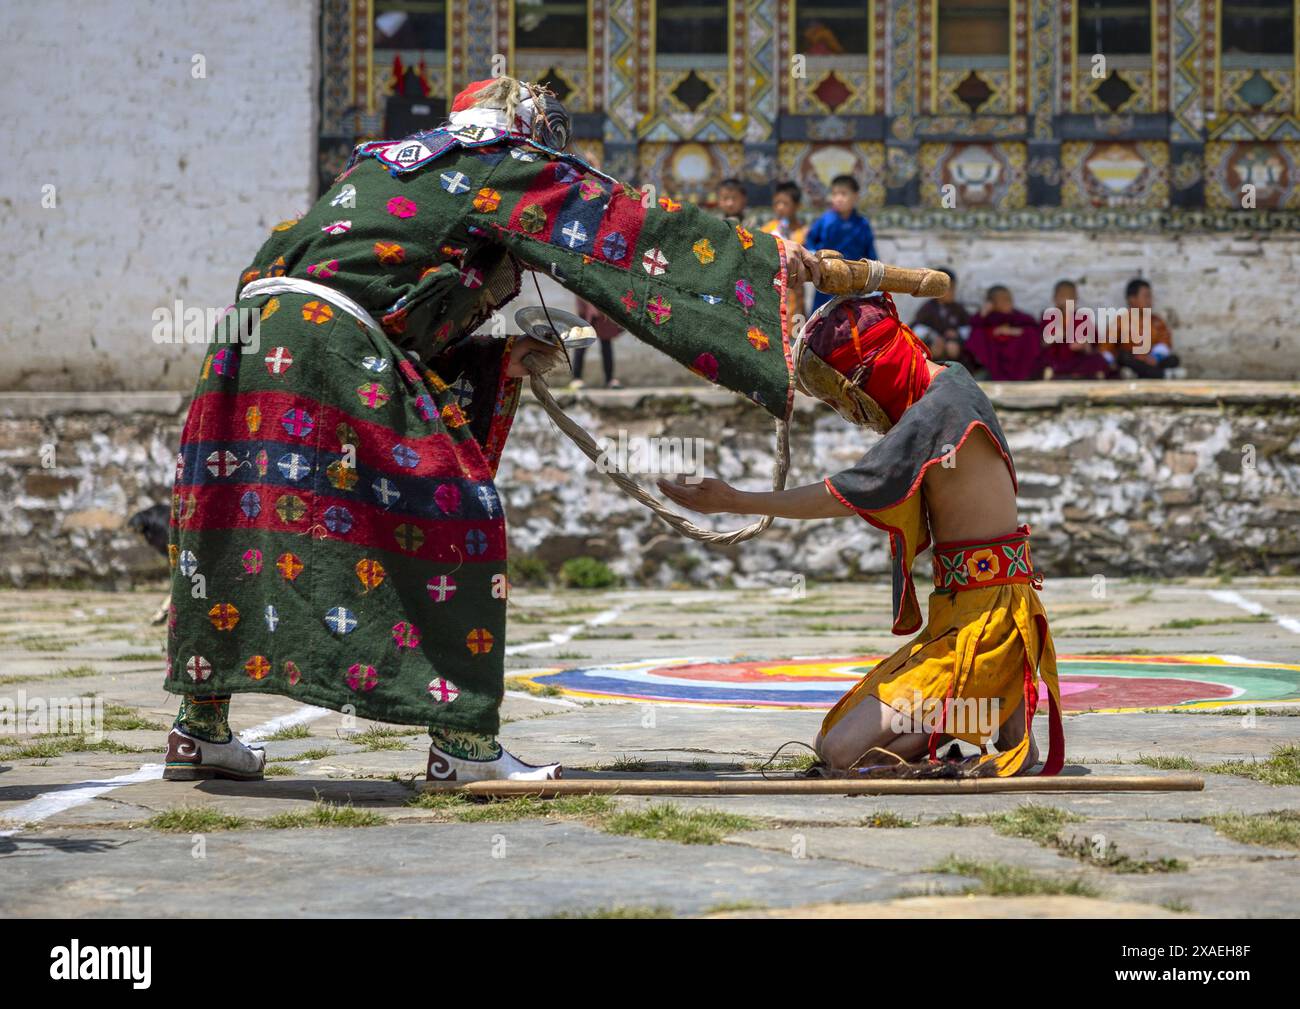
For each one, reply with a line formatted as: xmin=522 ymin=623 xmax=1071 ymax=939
xmin=419 ymin=775 xmax=1204 ymax=798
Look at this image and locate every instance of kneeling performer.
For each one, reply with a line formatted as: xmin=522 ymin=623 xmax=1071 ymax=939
xmin=661 ymin=293 xmax=1064 ymax=776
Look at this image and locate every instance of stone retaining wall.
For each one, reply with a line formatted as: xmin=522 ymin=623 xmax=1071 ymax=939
xmin=2 ymin=382 xmax=1297 ymax=588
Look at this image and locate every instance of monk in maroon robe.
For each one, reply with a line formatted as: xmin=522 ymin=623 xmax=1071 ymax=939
xmin=967 ymin=285 xmax=1044 ymax=381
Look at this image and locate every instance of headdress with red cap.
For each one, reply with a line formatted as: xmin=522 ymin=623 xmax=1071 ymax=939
xmin=448 ymin=76 xmax=572 ymax=151
xmin=792 ymin=293 xmax=933 ymax=432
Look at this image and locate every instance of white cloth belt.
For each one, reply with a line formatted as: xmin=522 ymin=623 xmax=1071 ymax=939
xmin=239 ymin=277 xmax=385 ymax=336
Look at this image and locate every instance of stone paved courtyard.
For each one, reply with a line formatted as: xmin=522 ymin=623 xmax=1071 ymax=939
xmin=1 ymin=577 xmax=1298 ymax=918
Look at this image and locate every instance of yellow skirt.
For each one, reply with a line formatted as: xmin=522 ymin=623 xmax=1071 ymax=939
xmin=820 ymin=582 xmax=1064 ymax=776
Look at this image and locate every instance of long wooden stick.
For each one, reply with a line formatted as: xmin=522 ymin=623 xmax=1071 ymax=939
xmin=420 ymin=775 xmax=1204 ymax=797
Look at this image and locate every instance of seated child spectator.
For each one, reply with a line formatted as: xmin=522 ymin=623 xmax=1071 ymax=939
xmin=760 ymin=180 xmax=807 ymax=243
xmin=910 ymin=267 xmax=972 ymax=367
xmin=1043 ymin=279 xmax=1114 ymax=380
xmin=805 ymin=174 xmax=878 ymax=312
xmin=1114 ymin=279 xmax=1181 ymax=378
xmin=761 ymin=181 xmax=808 ymax=318
xmin=967 ymin=285 xmax=1044 ymax=381
xmin=717 ymin=178 xmax=748 ymax=225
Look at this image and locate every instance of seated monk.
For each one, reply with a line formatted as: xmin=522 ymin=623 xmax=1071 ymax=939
xmin=967 ymin=284 xmax=1044 ymax=381
xmin=1044 ymin=279 xmax=1114 ymax=380
xmin=660 ymin=293 xmax=1064 ymax=777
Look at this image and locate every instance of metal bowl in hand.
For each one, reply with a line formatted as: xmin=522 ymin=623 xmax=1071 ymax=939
xmin=514 ymin=306 xmax=599 ymax=349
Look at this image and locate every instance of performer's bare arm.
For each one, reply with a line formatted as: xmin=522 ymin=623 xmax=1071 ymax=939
xmin=657 ymin=478 xmax=853 ymax=519
xmin=660 ymin=430 xmax=1018 ymax=538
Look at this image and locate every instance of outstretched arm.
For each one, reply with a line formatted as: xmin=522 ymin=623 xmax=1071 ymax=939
xmin=657 ymin=476 xmax=854 ymax=520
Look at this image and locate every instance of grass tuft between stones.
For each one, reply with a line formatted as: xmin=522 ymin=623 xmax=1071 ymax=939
xmin=268 ymin=747 xmax=336 ymax=763
xmin=261 ymin=802 xmax=386 ymax=829
xmin=551 ymin=905 xmax=673 ymax=919
xmin=1137 ymin=744 xmax=1300 ymax=786
xmin=147 ymin=807 xmax=251 ymax=832
xmin=260 ymin=724 xmax=314 ymax=742
xmin=405 ymin=793 xmax=763 ymax=843
xmin=601 ymin=754 xmax=648 ymax=772
xmin=938 ymin=803 xmax=1183 ymax=873
xmin=862 ymin=811 xmax=917 ymax=828
xmin=406 ymin=792 xmax=615 ymax=822
xmin=603 ymin=803 xmax=759 ymax=844
xmin=935 ymin=802 xmax=1082 ymax=844
xmin=1 ymin=736 xmax=145 ymax=760
xmin=1203 ymin=810 xmax=1300 ymax=849
xmin=101 ymin=704 xmax=168 ymax=732
xmin=146 ymin=801 xmax=384 ymax=831
xmin=931 ymin=857 xmax=1100 ymax=898
xmin=347 ymin=726 xmax=418 ymax=752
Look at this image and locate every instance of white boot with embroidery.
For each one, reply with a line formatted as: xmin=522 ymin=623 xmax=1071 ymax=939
xmin=426 ymin=730 xmax=561 ymax=782
xmin=163 ymin=726 xmax=267 ymax=781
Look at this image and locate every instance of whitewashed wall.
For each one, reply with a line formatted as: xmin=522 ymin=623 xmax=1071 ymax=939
xmin=0 ymin=0 xmax=319 ymax=391
xmin=877 ymin=230 xmax=1300 ymax=383
xmin=0 ymin=0 xmax=1295 ymax=390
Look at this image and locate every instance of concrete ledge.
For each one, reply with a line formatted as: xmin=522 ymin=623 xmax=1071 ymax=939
xmin=3 ymin=380 xmax=1297 ymax=420
xmin=530 ymin=379 xmax=1300 ymax=413
xmin=0 ymin=392 xmax=188 ymax=418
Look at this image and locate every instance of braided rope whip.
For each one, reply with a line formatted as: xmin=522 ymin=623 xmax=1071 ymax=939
xmin=523 ymin=352 xmax=791 ymax=545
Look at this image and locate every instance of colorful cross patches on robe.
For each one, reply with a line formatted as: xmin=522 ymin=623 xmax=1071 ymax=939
xmin=478 ymin=149 xmax=793 ymax=417
xmin=168 ymin=287 xmax=511 ymax=734
xmin=339 ymin=130 xmax=793 ymax=419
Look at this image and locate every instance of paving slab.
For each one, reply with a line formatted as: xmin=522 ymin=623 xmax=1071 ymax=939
xmin=0 ymin=821 xmax=976 ymax=918
xmin=1105 ymin=862 xmax=1300 ymax=918
xmin=1062 ymin=712 xmax=1300 ymax=763
xmin=707 ymin=895 xmax=1193 ymax=918
xmin=1057 ymin=819 xmax=1300 ymax=864
xmin=725 ymin=825 xmax=1086 ymax=875
xmin=3 ymin=580 xmax=1300 ymax=918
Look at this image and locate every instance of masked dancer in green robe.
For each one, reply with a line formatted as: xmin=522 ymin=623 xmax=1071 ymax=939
xmin=164 ymin=76 xmax=820 ymax=783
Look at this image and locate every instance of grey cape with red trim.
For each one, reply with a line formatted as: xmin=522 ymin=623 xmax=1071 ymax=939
xmin=825 ymin=364 xmax=1019 ymax=635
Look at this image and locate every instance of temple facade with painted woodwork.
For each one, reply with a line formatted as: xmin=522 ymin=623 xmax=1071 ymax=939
xmin=318 ymin=1 xmax=1300 ymax=229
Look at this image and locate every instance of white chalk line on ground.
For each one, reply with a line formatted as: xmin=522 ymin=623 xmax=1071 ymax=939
xmin=502 ymin=606 xmax=628 ymax=705
xmin=239 ymin=705 xmax=331 ymax=742
xmin=0 ymin=707 xmax=329 ymax=835
xmin=1207 ymin=589 xmax=1300 ymax=636
xmin=502 ymin=686 xmax=582 ymax=708
xmin=505 ymin=605 xmax=625 ymax=656
xmin=0 ymin=763 xmax=163 ymax=837
xmin=1159 ymin=587 xmax=1300 ymax=597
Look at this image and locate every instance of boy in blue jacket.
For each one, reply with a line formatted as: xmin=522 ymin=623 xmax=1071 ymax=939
xmin=806 ymin=174 xmax=878 ymax=312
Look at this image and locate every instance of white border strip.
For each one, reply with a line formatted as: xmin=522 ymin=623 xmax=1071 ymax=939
xmin=0 ymin=707 xmax=332 ymax=834
xmin=0 ymin=763 xmax=163 ymax=837
xmin=1208 ymin=590 xmax=1300 ymax=636
xmin=239 ymin=705 xmax=331 ymax=743
xmin=505 ymin=606 xmax=625 ymax=655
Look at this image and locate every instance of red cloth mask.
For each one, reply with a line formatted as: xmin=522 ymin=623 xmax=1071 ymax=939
xmin=808 ymin=294 xmax=933 ymax=425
